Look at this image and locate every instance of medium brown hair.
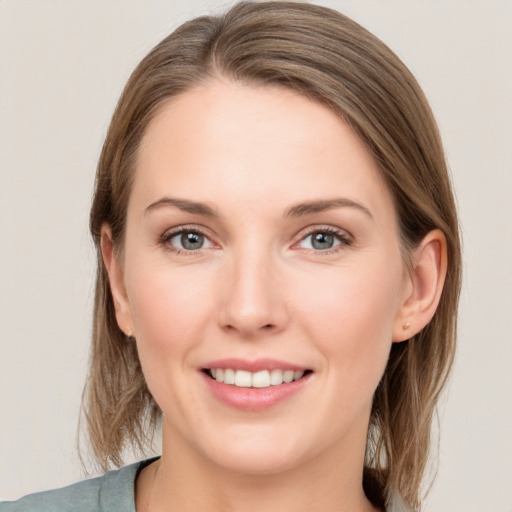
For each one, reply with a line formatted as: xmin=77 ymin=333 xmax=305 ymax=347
xmin=85 ymin=2 xmax=461 ymax=509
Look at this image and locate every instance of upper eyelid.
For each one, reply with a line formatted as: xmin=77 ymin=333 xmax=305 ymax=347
xmin=160 ymin=225 xmax=219 ymax=252
xmin=291 ymin=226 xmax=354 ymax=253
xmin=161 ymin=224 xmax=213 ymax=239
xmin=159 ymin=224 xmax=352 ymax=247
xmin=295 ymin=224 xmax=352 ymax=240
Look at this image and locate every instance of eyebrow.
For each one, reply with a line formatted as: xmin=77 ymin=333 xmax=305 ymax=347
xmin=144 ymin=196 xmax=373 ymax=220
xmin=285 ymin=198 xmax=373 ymax=219
xmin=145 ymin=197 xmax=219 ymax=217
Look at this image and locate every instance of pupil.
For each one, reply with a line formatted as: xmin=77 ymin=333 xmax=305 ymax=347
xmin=312 ymin=232 xmax=334 ymax=250
xmin=181 ymin=232 xmax=203 ymax=250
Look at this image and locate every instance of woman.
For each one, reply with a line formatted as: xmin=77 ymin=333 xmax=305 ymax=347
xmin=1 ymin=1 xmax=461 ymax=511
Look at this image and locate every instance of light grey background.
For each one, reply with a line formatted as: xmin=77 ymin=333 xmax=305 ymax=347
xmin=1 ymin=1 xmax=511 ymax=510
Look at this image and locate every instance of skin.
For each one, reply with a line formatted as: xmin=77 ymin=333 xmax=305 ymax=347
xmin=102 ymin=79 xmax=447 ymax=512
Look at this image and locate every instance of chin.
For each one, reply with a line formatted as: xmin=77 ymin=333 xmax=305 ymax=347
xmin=199 ymin=428 xmax=307 ymax=476
xmin=211 ymin=448 xmax=303 ymax=476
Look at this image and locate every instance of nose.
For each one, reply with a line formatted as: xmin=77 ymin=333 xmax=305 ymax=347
xmin=217 ymin=248 xmax=289 ymax=339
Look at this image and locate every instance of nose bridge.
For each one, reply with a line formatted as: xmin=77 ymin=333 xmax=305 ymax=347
xmin=219 ymin=239 xmax=287 ymax=337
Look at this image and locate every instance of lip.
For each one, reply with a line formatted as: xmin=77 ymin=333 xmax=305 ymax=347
xmin=202 ymin=358 xmax=308 ymax=373
xmin=200 ymin=358 xmax=312 ymax=411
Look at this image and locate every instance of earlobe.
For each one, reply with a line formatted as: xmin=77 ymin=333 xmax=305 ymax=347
xmin=100 ymin=225 xmax=134 ymax=337
xmin=393 ymin=229 xmax=448 ymax=342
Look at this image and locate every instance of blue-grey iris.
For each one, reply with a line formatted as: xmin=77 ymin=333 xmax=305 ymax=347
xmin=312 ymin=232 xmax=334 ymax=250
xmin=181 ymin=232 xmax=204 ymax=250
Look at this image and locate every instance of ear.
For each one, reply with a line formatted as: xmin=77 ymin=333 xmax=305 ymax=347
xmin=101 ymin=224 xmax=134 ymax=337
xmin=392 ymin=229 xmax=448 ymax=342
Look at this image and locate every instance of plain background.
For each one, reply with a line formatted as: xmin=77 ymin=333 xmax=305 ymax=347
xmin=1 ymin=0 xmax=511 ymax=510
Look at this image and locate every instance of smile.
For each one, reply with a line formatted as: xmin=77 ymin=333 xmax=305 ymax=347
xmin=201 ymin=358 xmax=313 ymax=410
xmin=206 ymin=368 xmax=309 ymax=388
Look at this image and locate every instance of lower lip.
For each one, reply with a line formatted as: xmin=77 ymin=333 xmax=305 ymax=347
xmin=201 ymin=372 xmax=311 ymax=411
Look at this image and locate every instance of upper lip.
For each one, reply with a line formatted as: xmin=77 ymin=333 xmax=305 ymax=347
xmin=202 ymin=358 xmax=310 ymax=373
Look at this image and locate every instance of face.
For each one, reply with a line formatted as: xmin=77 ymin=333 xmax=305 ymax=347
xmin=109 ymin=80 xmax=412 ymax=476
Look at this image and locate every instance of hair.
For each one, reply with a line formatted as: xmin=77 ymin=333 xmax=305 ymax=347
xmin=84 ymin=2 xmax=461 ymax=509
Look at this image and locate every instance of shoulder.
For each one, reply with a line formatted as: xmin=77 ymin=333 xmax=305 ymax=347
xmin=0 ymin=475 xmax=105 ymax=512
xmin=386 ymin=491 xmax=414 ymax=512
xmin=0 ymin=460 xmax=153 ymax=512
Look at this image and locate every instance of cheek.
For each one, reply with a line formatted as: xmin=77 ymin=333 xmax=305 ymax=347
xmin=123 ymin=261 xmax=218 ymax=408
xmin=293 ymin=257 xmax=403 ymax=381
xmin=127 ymin=262 xmax=211 ymax=343
xmin=124 ymin=261 xmax=217 ymax=412
xmin=298 ymin=263 xmax=400 ymax=334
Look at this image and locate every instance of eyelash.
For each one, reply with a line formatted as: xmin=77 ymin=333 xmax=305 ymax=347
xmin=159 ymin=225 xmax=213 ymax=256
xmin=159 ymin=225 xmax=353 ymax=256
xmin=295 ymin=226 xmax=353 ymax=254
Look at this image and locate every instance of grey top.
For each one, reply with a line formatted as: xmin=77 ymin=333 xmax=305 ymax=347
xmin=1 ymin=458 xmax=411 ymax=512
xmin=0 ymin=459 xmax=152 ymax=512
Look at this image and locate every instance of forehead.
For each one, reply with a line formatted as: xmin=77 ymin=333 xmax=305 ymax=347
xmin=132 ymin=79 xmax=394 ymax=221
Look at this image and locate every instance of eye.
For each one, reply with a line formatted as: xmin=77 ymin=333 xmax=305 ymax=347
xmin=162 ymin=228 xmax=215 ymax=253
xmin=296 ymin=228 xmax=351 ymax=252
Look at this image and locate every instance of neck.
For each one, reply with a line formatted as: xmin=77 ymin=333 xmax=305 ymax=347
xmin=137 ymin=422 xmax=381 ymax=512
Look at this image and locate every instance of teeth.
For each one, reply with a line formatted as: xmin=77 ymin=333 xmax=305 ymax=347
xmin=224 ymin=368 xmax=235 ymax=385
xmin=252 ymin=370 xmax=270 ymax=388
xmin=283 ymin=370 xmax=294 ymax=383
xmin=270 ymin=369 xmax=284 ymax=385
xmin=208 ymin=368 xmax=306 ymax=388
xmin=294 ymin=370 xmax=304 ymax=380
xmin=234 ymin=370 xmax=252 ymax=387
